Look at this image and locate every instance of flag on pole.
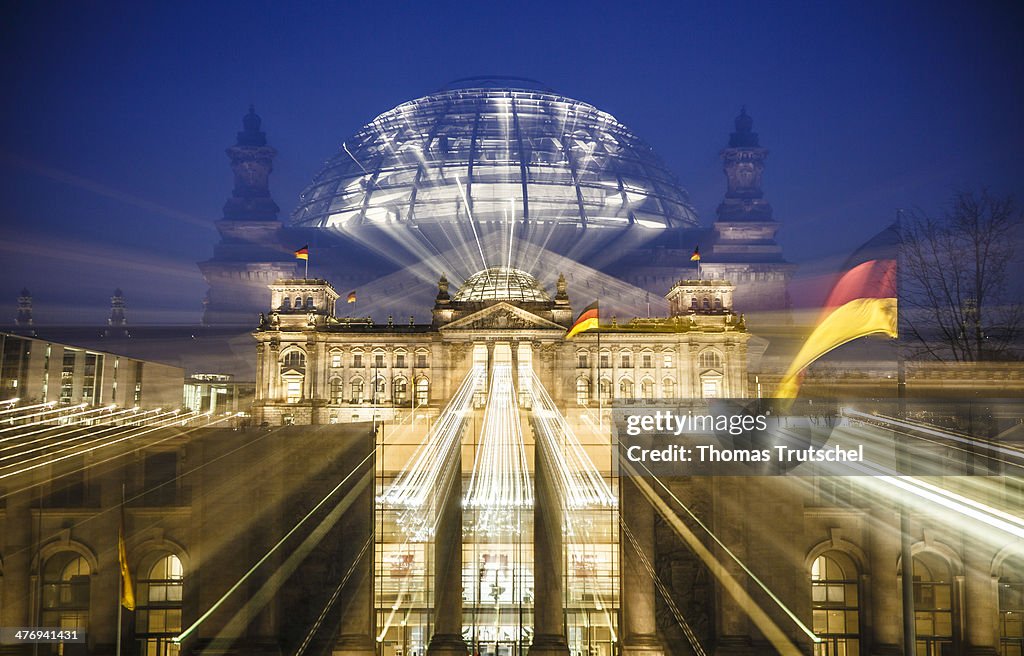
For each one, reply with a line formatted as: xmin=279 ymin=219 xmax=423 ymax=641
xmin=118 ymin=505 xmax=135 ymax=611
xmin=565 ymin=301 xmax=599 ymax=339
xmin=347 ymin=291 xmax=357 ymax=304
xmin=776 ymin=223 xmax=899 ymax=398
xmin=294 ymin=246 xmax=309 ymax=260
xmin=690 ymin=246 xmax=701 ymax=261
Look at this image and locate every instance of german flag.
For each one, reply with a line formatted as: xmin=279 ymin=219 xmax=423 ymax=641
xmin=294 ymin=245 xmax=309 ymax=260
xmin=776 ymin=223 xmax=899 ymax=398
xmin=346 ymin=291 xmax=357 ymax=304
xmin=565 ymin=301 xmax=599 ymax=339
xmin=690 ymin=246 xmax=701 ymax=261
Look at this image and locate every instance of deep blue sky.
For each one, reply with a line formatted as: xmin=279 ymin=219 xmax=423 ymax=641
xmin=1 ymin=1 xmax=1021 ymax=324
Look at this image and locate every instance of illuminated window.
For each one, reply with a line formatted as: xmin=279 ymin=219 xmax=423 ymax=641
xmin=136 ymin=554 xmax=183 ymax=656
xmin=599 ymin=378 xmax=611 ymax=402
xmin=618 ymin=378 xmax=633 ymax=399
xmin=286 ymin=380 xmax=301 ymax=404
xmin=662 ymin=379 xmax=675 ymax=398
xmin=415 ymin=378 xmax=429 ymax=405
xmin=698 ymin=350 xmax=722 ymax=369
xmin=913 ymin=554 xmax=956 ymax=656
xmin=282 ymin=350 xmax=305 ymax=370
xmin=701 ymin=378 xmax=719 ymax=399
xmin=999 ymin=555 xmax=1024 ymax=655
xmin=640 ymin=379 xmax=654 ymax=401
xmin=393 ymin=378 xmax=408 ymax=405
xmin=663 ymin=353 xmax=673 ymax=368
xmin=330 ymin=379 xmax=343 ymax=403
xmin=351 ymin=379 xmax=364 ymax=403
xmin=330 ymin=351 xmax=342 ymax=368
xmin=373 ymin=377 xmax=386 ymax=403
xmin=576 ymin=378 xmax=590 ymax=406
xmin=811 ymin=554 xmax=860 ymax=656
xmin=41 ymin=553 xmax=91 ymax=649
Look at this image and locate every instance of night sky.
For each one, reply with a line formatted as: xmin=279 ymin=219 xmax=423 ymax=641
xmin=1 ymin=1 xmax=1021 ymax=324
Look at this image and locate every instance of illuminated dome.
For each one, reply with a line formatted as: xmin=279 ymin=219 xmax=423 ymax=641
xmin=291 ymin=78 xmax=698 ymax=265
xmin=453 ymin=267 xmax=551 ymax=303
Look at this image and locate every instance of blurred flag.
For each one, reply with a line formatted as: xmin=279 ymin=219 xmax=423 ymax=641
xmin=118 ymin=506 xmax=135 ymax=610
xmin=776 ymin=223 xmax=899 ymax=398
xmin=294 ymin=246 xmax=309 ymax=260
xmin=690 ymin=246 xmax=701 ymax=261
xmin=565 ymin=301 xmax=599 ymax=339
xmin=347 ymin=291 xmax=357 ymax=304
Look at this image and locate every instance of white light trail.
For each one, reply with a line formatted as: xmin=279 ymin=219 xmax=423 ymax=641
xmin=0 ymin=400 xmax=54 ymax=417
xmin=0 ymin=404 xmax=122 ymax=447
xmin=464 ymin=364 xmax=533 ymax=534
xmin=453 ymin=174 xmax=488 ymax=271
xmin=0 ymin=403 xmax=87 ymax=433
xmin=0 ymin=406 xmax=143 ymax=462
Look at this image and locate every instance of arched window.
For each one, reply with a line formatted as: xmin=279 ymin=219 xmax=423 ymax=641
xmin=282 ymin=350 xmax=305 ymax=370
xmin=714 ymin=297 xmax=722 ymax=310
xmin=350 ymin=379 xmax=364 ymax=404
xmin=136 ymin=554 xmax=183 ymax=656
xmin=329 ymin=379 xmax=343 ymax=403
xmin=281 ymin=297 xmax=291 ymax=310
xmin=690 ymin=297 xmax=698 ymax=310
xmin=294 ymin=296 xmax=302 ymax=309
xmin=393 ymin=378 xmax=408 ymax=405
xmin=810 ymin=553 xmax=860 ymax=656
xmin=373 ymin=377 xmax=386 ymax=404
xmin=41 ymin=553 xmax=91 ymax=635
xmin=599 ymin=378 xmax=612 ymax=402
xmin=640 ymin=378 xmax=655 ymax=401
xmin=999 ymin=554 xmax=1024 ymax=655
xmin=912 ymin=553 xmax=955 ymax=656
xmin=305 ymin=296 xmax=315 ymax=309
xmin=662 ymin=378 xmax=676 ymax=398
xmin=415 ymin=378 xmax=429 ymax=406
xmin=698 ymin=350 xmax=722 ymax=369
xmin=576 ymin=378 xmax=590 ymax=406
xmin=702 ymin=297 xmax=710 ymax=310
xmin=618 ymin=378 xmax=634 ymax=399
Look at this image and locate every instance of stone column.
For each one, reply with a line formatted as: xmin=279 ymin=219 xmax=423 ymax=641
xmin=963 ymin=539 xmax=999 ymax=656
xmin=0 ymin=490 xmax=33 ymax=656
xmin=868 ymin=508 xmax=901 ymax=655
xmin=621 ymin=477 xmax=665 ymax=655
xmin=712 ymin=476 xmax=752 ymax=656
xmin=529 ymin=446 xmax=569 ymax=656
xmin=334 ymin=449 xmax=376 ymax=656
xmin=426 ymin=454 xmax=467 ymax=656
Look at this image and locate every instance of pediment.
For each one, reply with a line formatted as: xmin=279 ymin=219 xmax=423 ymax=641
xmin=440 ymin=302 xmax=566 ymax=332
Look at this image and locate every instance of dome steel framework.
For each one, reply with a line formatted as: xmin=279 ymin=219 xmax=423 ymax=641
xmin=292 ymin=81 xmax=699 ymax=234
xmin=452 ymin=266 xmax=552 ymax=303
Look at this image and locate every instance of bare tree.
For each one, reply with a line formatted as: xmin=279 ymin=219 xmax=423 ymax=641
xmin=901 ymin=190 xmax=1022 ymax=361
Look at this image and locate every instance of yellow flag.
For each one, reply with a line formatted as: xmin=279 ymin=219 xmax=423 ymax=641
xmin=119 ymin=510 xmax=135 ymax=611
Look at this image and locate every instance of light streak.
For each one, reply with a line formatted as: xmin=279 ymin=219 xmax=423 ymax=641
xmin=0 ymin=403 xmax=87 ymax=433
xmin=453 ymin=174 xmax=488 ymax=271
xmin=0 ymin=404 xmax=124 ymax=448
xmin=0 ymin=409 xmax=192 ymax=480
xmin=0 ymin=400 xmax=56 ymax=418
xmin=175 ymin=452 xmax=375 ymax=644
xmin=0 ymin=407 xmax=142 ymax=462
xmin=627 ymin=459 xmax=821 ymax=645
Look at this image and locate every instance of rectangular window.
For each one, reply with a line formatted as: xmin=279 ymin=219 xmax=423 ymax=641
xmin=600 ymin=354 xmax=610 ymax=369
xmin=331 ymin=353 xmax=342 ymax=368
xmin=416 ymin=354 xmax=428 ymax=368
xmin=353 ymin=354 xmax=363 ymax=368
xmin=578 ymin=354 xmax=588 ymax=368
xmin=620 ymin=355 xmax=631 ymax=369
xmin=642 ymin=354 xmax=653 ymax=368
xmin=395 ymin=354 xmax=406 ymax=368
xmin=286 ymin=380 xmax=301 ymax=403
xmin=664 ymin=354 xmax=673 ymax=368
xmin=374 ymin=354 xmax=385 ymax=368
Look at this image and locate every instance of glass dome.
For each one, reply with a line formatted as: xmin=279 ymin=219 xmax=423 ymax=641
xmin=292 ymin=81 xmax=699 ymax=232
xmin=453 ymin=267 xmax=551 ymax=303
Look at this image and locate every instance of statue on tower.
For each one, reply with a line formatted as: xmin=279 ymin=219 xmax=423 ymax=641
xmin=223 ymin=105 xmax=280 ymax=221
xmin=717 ymin=107 xmax=773 ymax=222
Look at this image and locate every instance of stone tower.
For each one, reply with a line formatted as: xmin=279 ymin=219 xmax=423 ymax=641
xmin=15 ymin=288 xmax=34 ymax=336
xmin=700 ymin=108 xmax=793 ymax=312
xmin=199 ymin=106 xmax=296 ymax=325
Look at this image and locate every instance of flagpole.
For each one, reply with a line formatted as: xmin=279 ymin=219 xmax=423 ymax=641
xmin=597 ymin=305 xmax=602 ymax=430
xmin=304 ymin=255 xmax=309 ymax=279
